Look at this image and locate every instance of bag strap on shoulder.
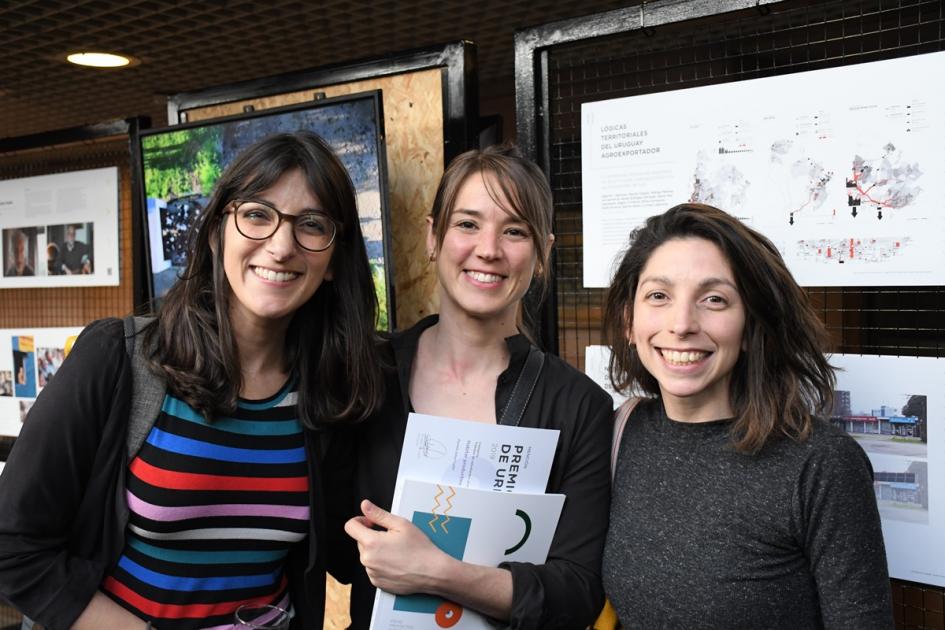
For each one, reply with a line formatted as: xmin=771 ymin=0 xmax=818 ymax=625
xmin=611 ymin=397 xmax=641 ymax=482
xmin=498 ymin=346 xmax=545 ymax=427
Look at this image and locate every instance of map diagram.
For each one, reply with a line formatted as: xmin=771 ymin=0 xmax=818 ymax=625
xmin=770 ymin=139 xmax=834 ymax=225
xmin=582 ymin=50 xmax=945 ymax=287
xmin=795 ymin=236 xmax=912 ymax=264
xmin=846 ymin=143 xmax=922 ymax=220
xmin=689 ymin=149 xmax=751 ymax=210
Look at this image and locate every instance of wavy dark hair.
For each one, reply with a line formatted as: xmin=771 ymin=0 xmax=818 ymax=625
xmin=429 ymin=143 xmax=554 ymax=339
xmin=144 ymin=131 xmax=383 ymax=427
xmin=602 ymin=203 xmax=835 ymax=454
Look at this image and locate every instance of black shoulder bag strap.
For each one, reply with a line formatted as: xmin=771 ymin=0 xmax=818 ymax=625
xmin=498 ymin=346 xmax=545 ymax=427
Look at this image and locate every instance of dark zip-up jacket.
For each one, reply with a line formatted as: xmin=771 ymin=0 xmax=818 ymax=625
xmin=0 ymin=318 xmax=344 ymax=629
xmin=348 ymin=315 xmax=613 ymax=629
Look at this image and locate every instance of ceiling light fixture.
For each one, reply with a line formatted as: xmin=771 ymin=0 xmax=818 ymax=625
xmin=66 ymin=52 xmax=136 ymax=68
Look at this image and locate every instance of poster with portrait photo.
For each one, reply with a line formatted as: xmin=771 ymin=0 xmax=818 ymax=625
xmin=0 ymin=327 xmax=82 ymax=437
xmin=0 ymin=167 xmax=118 ymax=288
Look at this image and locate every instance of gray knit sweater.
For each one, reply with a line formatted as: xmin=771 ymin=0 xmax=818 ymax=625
xmin=603 ymin=398 xmax=893 ymax=629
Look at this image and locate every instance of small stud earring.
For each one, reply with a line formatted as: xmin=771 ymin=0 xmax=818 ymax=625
xmin=428 ymin=251 xmax=436 ymax=262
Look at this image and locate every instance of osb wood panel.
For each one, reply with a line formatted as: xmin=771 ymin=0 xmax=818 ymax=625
xmin=324 ymin=575 xmax=351 ymax=630
xmin=183 ymin=68 xmax=444 ymax=329
xmin=0 ymin=139 xmax=135 ymax=328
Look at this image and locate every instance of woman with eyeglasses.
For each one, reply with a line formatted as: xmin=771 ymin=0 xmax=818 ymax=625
xmin=0 ymin=132 xmax=383 ymax=629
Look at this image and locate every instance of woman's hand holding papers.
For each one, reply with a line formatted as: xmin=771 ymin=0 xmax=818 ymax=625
xmin=344 ymin=499 xmax=513 ymax=620
xmin=344 ymin=499 xmax=451 ymax=595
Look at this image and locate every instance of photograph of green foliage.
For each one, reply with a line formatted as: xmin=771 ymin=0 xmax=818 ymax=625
xmin=138 ymin=92 xmax=392 ymax=329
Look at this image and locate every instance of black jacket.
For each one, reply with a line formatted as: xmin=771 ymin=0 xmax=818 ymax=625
xmin=0 ymin=318 xmax=345 ymax=629
xmin=348 ymin=315 xmax=613 ymax=629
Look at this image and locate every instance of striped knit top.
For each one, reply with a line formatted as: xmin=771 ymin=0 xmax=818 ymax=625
xmin=103 ymin=382 xmax=309 ymax=630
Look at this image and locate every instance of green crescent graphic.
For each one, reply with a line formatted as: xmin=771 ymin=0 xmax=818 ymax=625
xmin=504 ymin=509 xmax=532 ymax=555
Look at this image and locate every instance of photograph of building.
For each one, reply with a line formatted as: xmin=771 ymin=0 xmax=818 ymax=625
xmin=830 ymin=390 xmax=927 ymax=458
xmin=873 ymin=460 xmax=929 ymax=525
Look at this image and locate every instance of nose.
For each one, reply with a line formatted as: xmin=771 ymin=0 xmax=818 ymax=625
xmin=265 ymin=220 xmax=298 ymax=260
xmin=669 ymin=301 xmax=700 ymax=337
xmin=475 ymin=225 xmax=502 ymax=260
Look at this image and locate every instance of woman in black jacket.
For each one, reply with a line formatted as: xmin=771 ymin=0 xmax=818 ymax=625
xmin=0 ymin=131 xmax=383 ymax=630
xmin=344 ymin=144 xmax=612 ymax=629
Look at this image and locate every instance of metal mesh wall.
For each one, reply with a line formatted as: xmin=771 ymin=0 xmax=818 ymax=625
xmin=545 ymin=0 xmax=945 ymax=370
xmin=541 ymin=1 xmax=945 ymax=623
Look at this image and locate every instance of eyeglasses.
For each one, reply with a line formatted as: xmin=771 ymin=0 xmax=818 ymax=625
xmin=224 ymin=199 xmax=337 ymax=252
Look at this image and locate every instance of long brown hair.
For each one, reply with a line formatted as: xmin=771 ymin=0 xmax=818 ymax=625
xmin=602 ymin=203 xmax=834 ymax=454
xmin=429 ymin=143 xmax=554 ymax=339
xmin=145 ymin=131 xmax=384 ymax=427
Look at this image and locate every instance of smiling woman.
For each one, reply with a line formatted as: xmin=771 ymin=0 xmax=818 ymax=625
xmin=600 ymin=204 xmax=893 ymax=629
xmin=344 ymin=144 xmax=612 ymax=629
xmin=0 ymin=132 xmax=384 ymax=630
xmin=628 ymin=237 xmax=746 ymax=421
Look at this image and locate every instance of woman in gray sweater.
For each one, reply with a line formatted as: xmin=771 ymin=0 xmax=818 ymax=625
xmin=600 ymin=203 xmax=893 ymax=629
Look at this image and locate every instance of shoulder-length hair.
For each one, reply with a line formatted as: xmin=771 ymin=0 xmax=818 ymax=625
xmin=602 ymin=203 xmax=834 ymax=454
xmin=145 ymin=131 xmax=383 ymax=428
xmin=429 ymin=143 xmax=554 ymax=339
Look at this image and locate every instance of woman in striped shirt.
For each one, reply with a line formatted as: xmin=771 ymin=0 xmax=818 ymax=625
xmin=0 ymin=132 xmax=384 ymax=629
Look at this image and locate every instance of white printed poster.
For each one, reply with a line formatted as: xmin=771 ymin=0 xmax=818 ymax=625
xmin=371 ymin=480 xmax=565 ymax=630
xmin=0 ymin=167 xmax=120 ymax=287
xmin=581 ymin=51 xmax=945 ymax=288
xmin=584 ymin=345 xmax=626 ymax=409
xmin=371 ymin=414 xmax=563 ymax=629
xmin=582 ymin=348 xmax=945 ymax=587
xmin=0 ymin=327 xmax=84 ymax=438
xmin=831 ymin=354 xmax=943 ymax=587
xmin=391 ymin=413 xmax=560 ymax=507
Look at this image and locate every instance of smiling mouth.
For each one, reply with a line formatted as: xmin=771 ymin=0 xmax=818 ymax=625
xmin=659 ymin=349 xmax=709 ymax=365
xmin=465 ymin=270 xmax=505 ymax=283
xmin=252 ymin=266 xmax=299 ymax=282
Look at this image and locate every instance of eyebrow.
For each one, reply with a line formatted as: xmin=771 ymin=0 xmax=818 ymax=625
xmin=451 ymin=208 xmax=484 ymax=218
xmin=451 ymin=208 xmax=528 ymax=223
xmin=638 ymin=275 xmax=738 ymax=291
xmin=247 ymin=198 xmax=325 ymax=214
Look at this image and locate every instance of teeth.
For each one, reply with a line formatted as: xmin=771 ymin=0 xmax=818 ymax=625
xmin=253 ymin=267 xmax=298 ymax=282
xmin=467 ymin=271 xmax=502 ymax=283
xmin=661 ymin=349 xmax=707 ymax=365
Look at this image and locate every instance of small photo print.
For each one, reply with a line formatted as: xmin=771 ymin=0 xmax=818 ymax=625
xmin=831 ymin=391 xmax=927 ymax=459
xmin=11 ymin=336 xmax=36 ymax=398
xmin=36 ymin=346 xmax=65 ymax=389
xmin=0 ymin=371 xmax=12 ymax=397
xmin=873 ymin=458 xmax=929 ymax=525
xmin=3 ymin=227 xmax=39 ymax=278
xmin=45 ymin=222 xmax=94 ymax=275
xmin=18 ymin=400 xmax=34 ymax=423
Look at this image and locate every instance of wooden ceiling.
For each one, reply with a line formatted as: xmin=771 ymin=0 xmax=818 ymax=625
xmin=0 ymin=0 xmax=635 ymax=138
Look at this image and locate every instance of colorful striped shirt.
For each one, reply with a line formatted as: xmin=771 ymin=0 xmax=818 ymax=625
xmin=104 ymin=382 xmax=309 ymax=629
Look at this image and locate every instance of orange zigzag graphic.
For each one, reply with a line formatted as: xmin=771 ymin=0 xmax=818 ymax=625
xmin=440 ymin=486 xmax=457 ymax=533
xmin=428 ymin=485 xmax=445 ymax=533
